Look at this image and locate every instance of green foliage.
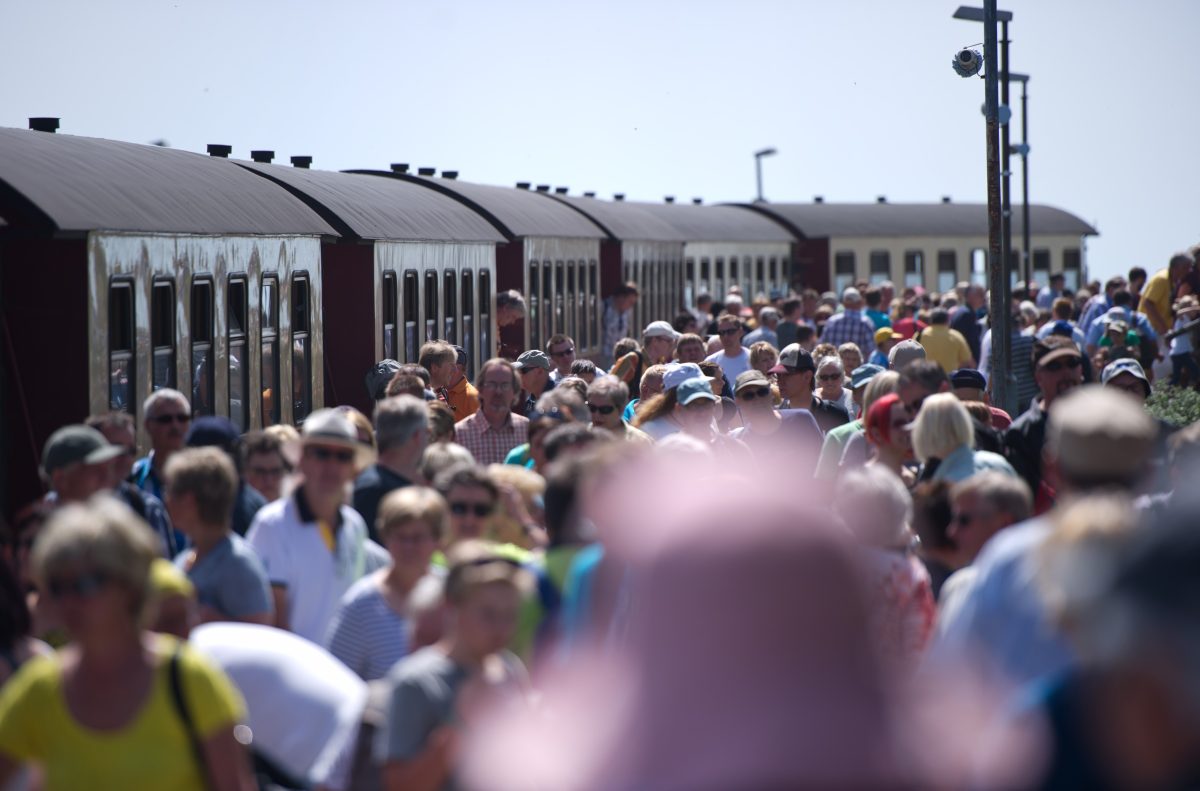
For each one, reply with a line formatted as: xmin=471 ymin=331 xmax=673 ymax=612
xmin=1146 ymin=384 xmax=1200 ymax=428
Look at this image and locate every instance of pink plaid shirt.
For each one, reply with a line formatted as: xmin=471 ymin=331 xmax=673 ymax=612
xmin=454 ymin=410 xmax=529 ymax=466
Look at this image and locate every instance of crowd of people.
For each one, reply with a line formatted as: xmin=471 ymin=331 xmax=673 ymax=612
xmin=3 ymin=246 xmax=1200 ymax=789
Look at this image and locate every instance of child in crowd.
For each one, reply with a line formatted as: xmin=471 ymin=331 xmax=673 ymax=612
xmin=1169 ymin=295 xmax=1200 ymax=386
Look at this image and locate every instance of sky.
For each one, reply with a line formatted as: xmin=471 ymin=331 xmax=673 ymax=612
xmin=2 ymin=0 xmax=1197 ymax=283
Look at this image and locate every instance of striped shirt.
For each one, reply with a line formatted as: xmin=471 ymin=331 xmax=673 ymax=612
xmin=820 ymin=310 xmax=877 ymax=356
xmin=325 ymin=574 xmax=410 ymax=681
xmin=454 ymin=410 xmax=529 ymax=466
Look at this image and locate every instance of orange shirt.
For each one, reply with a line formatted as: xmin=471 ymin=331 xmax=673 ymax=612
xmin=445 ymin=376 xmax=480 ymax=420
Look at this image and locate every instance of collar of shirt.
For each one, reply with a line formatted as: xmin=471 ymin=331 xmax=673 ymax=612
xmin=476 ymin=409 xmax=514 ymax=433
xmin=294 ymin=484 xmax=344 ymax=529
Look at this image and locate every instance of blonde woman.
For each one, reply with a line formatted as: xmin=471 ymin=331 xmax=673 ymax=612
xmin=910 ymin=393 xmax=1014 ymax=484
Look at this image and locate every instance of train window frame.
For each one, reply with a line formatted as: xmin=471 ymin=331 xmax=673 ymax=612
xmin=1032 ymin=249 xmax=1052 ymax=285
xmin=151 ymin=280 xmax=177 ymax=392
xmin=936 ymin=250 xmax=957 ymax=294
xmin=291 ymin=272 xmax=312 ymax=423
xmin=834 ymin=251 xmax=855 ymax=295
xmin=403 ymin=270 xmax=419 ymax=362
xmin=541 ymin=261 xmax=553 ymax=338
xmin=189 ymin=277 xmax=214 ymax=418
xmin=108 ymin=279 xmax=136 ymax=416
xmin=699 ymin=258 xmax=710 ymax=296
xmin=869 ymin=251 xmax=891 ymax=285
xmin=228 ymin=277 xmax=249 ymax=430
xmin=461 ymin=270 xmax=475 ymax=380
xmin=567 ymin=263 xmax=577 ymax=343
xmin=528 ymin=262 xmax=540 ymax=350
xmin=969 ymin=248 xmax=987 ymax=287
xmin=904 ymin=251 xmax=924 ymax=289
xmin=587 ymin=261 xmax=597 ymax=353
xmin=260 ymin=275 xmax=281 ymax=427
xmin=424 ymin=270 xmax=439 ymax=343
xmin=1062 ymin=248 xmax=1082 ymax=291
xmin=554 ymin=261 xmax=565 ymax=338
xmin=479 ymin=269 xmax=492 ymax=361
xmin=382 ymin=270 xmax=398 ymax=361
xmin=443 ymin=269 xmax=457 ymax=343
xmin=685 ymin=258 xmax=696 ymax=308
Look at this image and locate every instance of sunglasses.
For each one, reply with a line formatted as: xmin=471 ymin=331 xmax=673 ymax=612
xmin=307 ymin=446 xmax=355 ymax=464
xmin=151 ymin=413 xmax=191 ymax=425
xmin=718 ymin=327 xmax=740 ymax=336
xmin=1042 ymin=356 xmax=1082 ymax=372
xmin=550 ymin=347 xmax=576 ymax=358
xmin=818 ymin=373 xmax=843 ymax=382
xmin=738 ymin=387 xmax=771 ymax=400
xmin=450 ymin=502 xmax=492 ymax=517
xmin=47 ymin=571 xmax=110 ymax=600
xmin=588 ymin=403 xmax=616 ymax=415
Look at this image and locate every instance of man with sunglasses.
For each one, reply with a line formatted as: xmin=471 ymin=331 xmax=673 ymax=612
xmin=514 ymin=350 xmax=555 ymax=417
xmin=546 ymin=334 xmax=577 ymax=384
xmin=1002 ymin=336 xmax=1085 ymax=508
xmin=770 ymin=344 xmax=850 ymax=436
xmin=705 ymin=313 xmax=752 ymax=384
xmin=587 ymin=376 xmax=652 ymax=444
xmin=247 ymin=409 xmax=386 ymax=643
xmin=131 ymin=388 xmax=192 ymax=505
xmin=729 ymin=370 xmax=821 ymax=472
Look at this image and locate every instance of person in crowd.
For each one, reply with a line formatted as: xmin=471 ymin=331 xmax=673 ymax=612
xmin=624 ymin=363 xmax=667 ymax=422
xmin=834 ymin=466 xmax=935 ymax=667
xmin=588 ymin=376 xmax=653 ymax=443
xmin=747 ymin=341 xmax=778 ymax=376
xmin=816 ymin=368 xmax=897 ymax=479
xmin=247 ymin=409 xmax=384 ymax=643
xmin=917 ymin=307 xmax=974 ymax=373
xmin=338 ymin=406 xmax=378 ymax=453
xmin=485 ymin=465 xmax=549 ymax=551
xmin=950 ymin=284 xmax=986 ymax=361
xmin=455 ymin=358 xmax=530 ymax=466
xmin=418 ymin=341 xmax=458 ymax=403
xmin=1034 ymin=299 xmax=1084 ymax=344
xmin=1138 ymin=251 xmax=1194 ymax=340
xmin=793 ymin=324 xmax=818 ymax=353
xmin=240 ymin=430 xmax=293 ymax=504
xmin=697 ymin=360 xmax=738 ymax=431
xmin=165 ymin=447 xmax=272 ymax=625
xmin=513 ymin=350 xmax=554 ymax=416
xmin=327 ymin=487 xmax=444 ymax=681
xmin=837 ymin=342 xmax=863 ymax=378
xmin=612 ymin=321 xmax=678 ymax=388
xmin=0 ymin=558 xmax=48 ymax=688
xmin=862 ymin=393 xmax=916 ymax=486
xmin=896 ymin=359 xmax=950 ymax=417
xmin=0 ymin=497 xmax=254 ymax=789
xmin=367 ymin=359 xmax=403 ymax=402
xmin=441 ymin=345 xmax=479 ymax=420
xmin=821 ymin=287 xmax=877 ymax=358
xmin=131 ymin=388 xmax=192 ymax=503
xmin=419 ymin=442 xmax=476 ymax=486
xmin=888 ymin=338 xmax=927 ymax=372
xmin=862 ymin=286 xmax=891 ymax=330
xmin=869 ymin=328 xmax=901 ymax=367
xmin=183 ymin=417 xmax=266 ymax=538
xmin=911 ymin=394 xmax=1015 ymax=484
xmin=633 ymin=363 xmax=704 ymax=441
xmin=83 ymin=413 xmax=175 ymax=538
xmin=743 ymin=307 xmax=779 ymax=347
xmin=1077 ymin=275 xmax=1127 ymax=334
xmin=1035 ymin=272 xmax=1064 ymax=310
xmin=816 ymin=355 xmax=856 ymax=417
xmin=543 ymin=422 xmax=612 ymax=466
xmin=427 ymin=401 xmax=457 ymax=444
xmin=673 ymin=333 xmax=707 ymax=364
xmin=910 ymin=481 xmax=956 ymax=599
xmin=434 ymin=465 xmax=499 ymax=547
xmin=1003 ymin=336 xmax=1084 ymax=506
xmin=775 ymin=297 xmax=804 ymax=348
xmin=690 ymin=293 xmax=714 ymax=329
xmin=504 ymin=389 xmax=585 ymax=470
xmin=704 ymin=313 xmax=752 ymax=384
xmin=495 ymin=290 xmax=526 ymax=331
xmin=891 ymin=299 xmax=926 ymax=340
xmin=377 ymin=540 xmax=532 ymax=791
xmin=38 ymin=424 xmax=122 ymax=507
xmin=937 ymin=386 xmax=1157 ymax=690
xmin=353 ymin=395 xmax=430 ymax=542
xmin=670 ymin=311 xmax=698 ymax=336
xmin=979 ymin=308 xmax=1038 ymax=409
xmin=949 ymin=368 xmax=1011 ymax=431
xmin=728 ymin=370 xmax=821 ymax=471
xmin=544 ymin=334 xmax=576 ymax=383
xmin=1083 ymin=288 xmax=1157 ymax=356
xmin=1168 ymin=294 xmax=1200 ymax=385
xmin=567 ymin=359 xmax=597 ymax=384
xmin=670 ymin=379 xmax=735 ymax=451
xmin=601 ymin=283 xmax=640 ymax=367
xmin=769 ymin=344 xmax=850 ymax=434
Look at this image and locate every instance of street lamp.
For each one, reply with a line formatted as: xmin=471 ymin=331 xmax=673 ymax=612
xmin=1008 ymin=72 xmax=1031 ymax=288
xmin=754 ymin=147 xmax=777 ymax=203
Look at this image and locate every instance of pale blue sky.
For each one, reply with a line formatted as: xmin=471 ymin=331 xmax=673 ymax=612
xmin=3 ymin=0 xmax=1197 ymax=283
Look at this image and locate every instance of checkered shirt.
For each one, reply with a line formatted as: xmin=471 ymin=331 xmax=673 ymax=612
xmin=454 ymin=410 xmax=529 ymax=466
xmin=819 ymin=309 xmax=877 ymax=356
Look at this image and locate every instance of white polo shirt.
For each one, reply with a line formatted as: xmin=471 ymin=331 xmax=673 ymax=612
xmin=246 ymin=488 xmax=388 ymax=644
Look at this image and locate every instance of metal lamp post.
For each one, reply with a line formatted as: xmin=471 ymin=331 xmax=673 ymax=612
xmin=754 ymin=147 xmax=777 ymax=203
xmin=1008 ymin=72 xmax=1031 ymax=288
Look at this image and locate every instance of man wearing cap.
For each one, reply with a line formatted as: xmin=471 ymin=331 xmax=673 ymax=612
xmin=1101 ymin=358 xmax=1175 ymax=493
xmin=869 ymin=328 xmax=901 ymax=367
xmin=545 ymin=334 xmax=577 ymax=384
xmin=612 ymin=321 xmax=678 ymax=389
xmin=455 ymin=358 xmax=530 ymax=465
xmin=131 ymin=388 xmax=192 ymax=504
xmin=705 ymin=313 xmax=753 ymax=384
xmin=40 ymin=424 xmax=124 ymax=506
xmin=1001 ymin=336 xmax=1084 ymax=506
xmin=937 ymin=386 xmax=1158 ymax=690
xmin=443 ymin=344 xmax=479 ymax=420
xmin=366 ymin=360 xmax=403 ymax=402
xmin=730 ymin=369 xmax=821 ymax=472
xmin=186 ymin=416 xmax=267 ymax=538
xmin=514 ymin=350 xmax=554 ymax=416
xmin=673 ymin=378 xmax=751 ymax=460
xmin=917 ymin=308 xmax=975 ymax=373
xmin=633 ymin=362 xmax=703 ymax=441
xmin=352 ymin=396 xmax=429 ymax=542
xmin=1078 ymin=275 xmax=1127 ymax=335
xmin=246 ymin=408 xmax=386 ymax=643
xmin=820 ymin=288 xmax=877 ymax=358
xmin=743 ymin=308 xmax=780 ymax=348
xmin=888 ymin=339 xmax=927 ymax=372
xmin=771 ymin=344 xmax=850 ymax=435
xmin=950 ymin=368 xmax=1012 ymax=431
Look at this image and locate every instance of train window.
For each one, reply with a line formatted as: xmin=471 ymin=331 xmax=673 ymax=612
xmin=685 ymin=259 xmax=695 ymax=308
xmin=528 ymin=263 xmax=540 ymax=350
xmin=443 ymin=270 xmax=457 ymax=343
xmin=869 ymin=251 xmax=890 ymax=285
xmin=1062 ymin=248 xmax=1081 ymax=291
xmin=1008 ymin=250 xmax=1021 ymax=289
xmin=424 ymin=271 xmax=438 ymax=343
xmin=834 ymin=252 xmax=855 ymax=295
xmin=699 ymin=258 xmax=710 ymax=296
xmin=970 ymin=248 xmax=987 ymax=287
xmin=190 ymin=279 xmax=214 ymax=418
xmin=382 ymin=271 xmax=398 ymax=361
xmin=461 ymin=271 xmax=475 ymax=380
xmin=768 ymin=258 xmax=779 ymax=293
xmin=542 ymin=262 xmax=553 ymax=337
xmin=755 ymin=258 xmax=765 ymax=294
xmin=587 ymin=262 xmax=598 ymax=351
xmin=151 ymin=281 xmax=176 ymax=392
xmin=904 ymin=251 xmax=924 ymax=289
xmin=555 ymin=262 xmax=565 ymax=337
xmin=715 ymin=257 xmax=725 ymax=298
xmin=403 ymin=271 xmax=419 ymax=363
xmin=479 ymin=269 xmax=492 ymax=360
xmin=228 ymin=278 xmax=248 ymax=430
xmin=108 ymin=281 xmax=135 ymax=414
xmin=292 ymin=274 xmax=312 ymax=423
xmin=937 ymin=251 xmax=957 ymax=294
xmin=1032 ymin=249 xmax=1051 ymax=286
xmin=261 ymin=276 xmax=280 ymax=427
xmin=567 ymin=264 xmax=577 ymax=342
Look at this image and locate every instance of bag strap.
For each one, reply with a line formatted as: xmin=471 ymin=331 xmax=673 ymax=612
xmin=167 ymin=643 xmax=210 ymax=788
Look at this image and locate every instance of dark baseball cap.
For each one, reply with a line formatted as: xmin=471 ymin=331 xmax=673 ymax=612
xmin=950 ymin=368 xmax=987 ymax=391
xmin=42 ymin=425 xmax=124 ymax=475
xmin=769 ymin=343 xmax=816 ymax=374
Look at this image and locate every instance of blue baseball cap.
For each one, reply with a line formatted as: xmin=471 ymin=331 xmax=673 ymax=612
xmin=850 ymin=364 xmax=885 ymax=390
xmin=677 ymin=377 xmax=720 ymax=406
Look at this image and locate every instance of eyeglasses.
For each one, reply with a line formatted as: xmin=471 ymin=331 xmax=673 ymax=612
xmin=718 ymin=327 xmax=740 ymax=337
xmin=818 ymin=373 xmax=843 ymax=382
xmin=588 ymin=403 xmax=616 ymax=415
xmin=47 ymin=571 xmax=110 ymax=600
xmin=450 ymin=502 xmax=493 ymax=517
xmin=249 ymin=465 xmax=286 ymax=478
xmin=151 ymin=413 xmax=191 ymax=425
xmin=481 ymin=380 xmax=514 ymax=391
xmin=550 ymin=347 xmax=576 ymax=358
xmin=1042 ymin=356 xmax=1082 ymax=372
xmin=307 ymin=446 xmax=355 ymax=464
xmin=738 ymin=387 xmax=771 ymax=400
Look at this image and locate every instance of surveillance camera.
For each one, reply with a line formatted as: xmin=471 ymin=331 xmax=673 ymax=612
xmin=952 ymin=48 xmax=983 ymax=78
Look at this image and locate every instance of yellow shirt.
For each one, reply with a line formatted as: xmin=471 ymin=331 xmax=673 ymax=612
xmin=1138 ymin=268 xmax=1174 ymax=333
xmin=0 ymin=635 xmax=245 ymax=791
xmin=918 ymin=325 xmax=973 ymax=372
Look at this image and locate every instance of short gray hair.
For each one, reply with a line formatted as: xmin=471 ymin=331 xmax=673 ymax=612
xmin=374 ymin=395 xmax=429 ymax=452
xmin=143 ymin=388 xmax=189 ymax=420
xmin=951 ymin=471 xmax=1031 ymax=523
xmin=535 ymin=389 xmax=588 ymax=423
xmin=817 ymin=355 xmax=844 ymax=375
xmin=587 ymin=375 xmax=629 ymax=409
xmin=835 ymin=466 xmax=913 ymax=549
xmin=497 ymin=289 xmax=527 ymax=314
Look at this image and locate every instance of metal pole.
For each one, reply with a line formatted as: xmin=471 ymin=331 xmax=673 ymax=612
xmin=1000 ymin=20 xmax=1013 ymax=296
xmin=1020 ymin=80 xmax=1031 ymax=289
xmin=984 ymin=0 xmax=1013 ymax=416
xmin=755 ymin=155 xmax=764 ymax=202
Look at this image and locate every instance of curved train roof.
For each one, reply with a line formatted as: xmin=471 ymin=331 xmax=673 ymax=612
xmin=628 ymin=201 xmax=795 ymax=243
xmin=547 ymin=194 xmax=685 ymax=242
xmin=0 ymin=128 xmax=337 ymax=236
xmin=239 ymin=162 xmax=504 ymax=243
xmin=741 ymin=202 xmax=1098 ymax=239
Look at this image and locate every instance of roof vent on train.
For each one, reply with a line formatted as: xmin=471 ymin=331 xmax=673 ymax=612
xmin=515 ymin=182 xmax=531 ymax=190
xmin=29 ymin=117 xmax=60 ymax=133
xmin=555 ymin=187 xmax=568 ymax=195
xmin=251 ymin=150 xmax=275 ymax=163
xmin=664 ymin=196 xmax=675 ymax=204
xmin=535 ymin=185 xmax=551 ymax=192
xmin=442 ymin=171 xmax=459 ymax=180
xmin=391 ymin=163 xmax=409 ymax=174
xmin=692 ymin=198 xmax=703 ymax=205
xmin=290 ymin=156 xmax=313 ymax=169
xmin=614 ymin=194 xmax=625 ymax=201
xmin=417 ymin=167 xmax=436 ymax=176
xmin=584 ymin=192 xmax=596 ymax=198
xmin=942 ymin=196 xmax=952 ymax=204
xmin=876 ymin=195 xmax=887 ymax=203
xmin=814 ymin=196 xmax=824 ymax=203
xmin=207 ymin=144 xmax=233 ymax=158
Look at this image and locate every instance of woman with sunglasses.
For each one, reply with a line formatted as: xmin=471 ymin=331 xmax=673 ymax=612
xmin=863 ymin=393 xmax=918 ymax=488
xmin=728 ymin=371 xmax=822 ymax=473
xmin=586 ymin=376 xmax=653 ymax=444
xmin=0 ymin=496 xmax=254 ymax=790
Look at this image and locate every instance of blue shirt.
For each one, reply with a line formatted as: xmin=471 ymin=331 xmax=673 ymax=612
xmin=325 ymin=575 xmax=412 ymax=681
xmin=1084 ymin=307 xmax=1158 ymax=349
xmin=929 ymin=444 xmax=1016 ymax=484
xmin=174 ymin=533 xmax=272 ymax=619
